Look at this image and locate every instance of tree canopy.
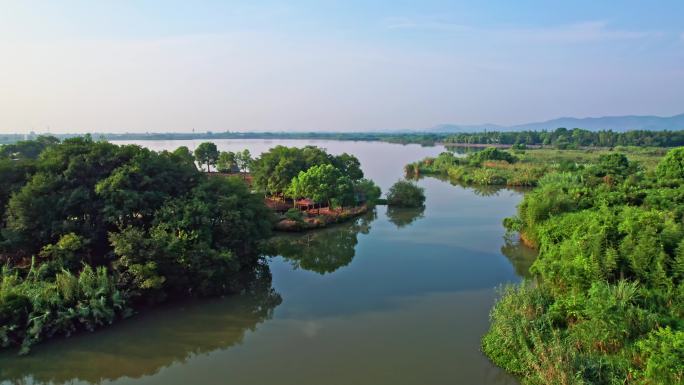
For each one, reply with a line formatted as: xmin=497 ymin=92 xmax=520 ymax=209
xmin=216 ymin=151 xmax=238 ymax=173
xmin=194 ymin=142 xmax=219 ymax=172
xmin=251 ymin=146 xmax=363 ymax=196
xmin=483 ymin=146 xmax=684 ymax=384
xmin=0 ymin=137 xmax=273 ymax=352
xmin=288 ymin=164 xmax=354 ymax=208
xmin=386 ymin=180 xmax=426 ymax=208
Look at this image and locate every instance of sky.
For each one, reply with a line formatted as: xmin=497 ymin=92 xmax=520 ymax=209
xmin=1 ymin=0 xmax=683 ymax=133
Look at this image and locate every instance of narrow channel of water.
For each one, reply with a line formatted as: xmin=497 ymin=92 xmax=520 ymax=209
xmin=0 ymin=140 xmax=535 ymax=385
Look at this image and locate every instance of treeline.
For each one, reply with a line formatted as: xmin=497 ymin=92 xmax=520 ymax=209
xmin=444 ymin=127 xmax=684 ymax=148
xmin=0 ymin=136 xmax=274 ymax=353
xmin=483 ymin=149 xmax=684 ymax=384
xmin=6 ymin=129 xmax=684 ymax=148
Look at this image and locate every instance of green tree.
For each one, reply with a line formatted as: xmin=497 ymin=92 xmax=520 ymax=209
xmin=386 ymin=180 xmax=425 ymax=207
xmin=216 ymin=151 xmax=237 ymax=173
xmin=354 ymin=178 xmax=382 ymax=206
xmin=172 ymin=146 xmax=196 ymax=168
xmin=194 ymin=142 xmax=219 ymax=172
xmin=291 ymin=164 xmax=354 ymax=209
xmin=656 ymin=147 xmax=684 ymax=180
xmin=467 ymin=147 xmax=518 ymax=165
xmin=251 ymin=146 xmax=333 ymax=196
xmin=0 ymin=137 xmax=276 ymax=352
xmin=333 ymin=153 xmax=363 ymax=181
xmin=235 ymin=149 xmax=252 ymax=174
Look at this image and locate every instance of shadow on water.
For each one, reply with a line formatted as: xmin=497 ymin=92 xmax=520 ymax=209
xmin=406 ymin=173 xmax=530 ymax=197
xmin=0 ymin=264 xmax=282 ymax=385
xmin=385 ymin=206 xmax=425 ymax=228
xmin=500 ymin=233 xmax=538 ymax=279
xmin=264 ymin=211 xmax=376 ymax=274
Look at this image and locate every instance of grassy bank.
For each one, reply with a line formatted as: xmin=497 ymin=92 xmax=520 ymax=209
xmin=406 ymin=147 xmax=667 ymax=187
xmin=406 ymin=145 xmax=684 ymax=383
xmin=481 ymin=148 xmax=683 ymax=384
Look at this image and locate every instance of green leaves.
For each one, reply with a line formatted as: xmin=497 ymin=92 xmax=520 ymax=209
xmin=386 ymin=180 xmax=425 ymax=208
xmin=289 ymin=164 xmax=355 ymax=208
xmin=656 ymin=147 xmax=684 ymax=181
xmin=484 ymin=146 xmax=684 ymax=384
xmin=251 ymin=145 xmax=363 ymax=196
xmin=194 ymin=142 xmax=219 ymax=172
xmin=0 ymin=137 xmax=275 ymax=352
xmin=637 ymin=327 xmax=684 ymax=385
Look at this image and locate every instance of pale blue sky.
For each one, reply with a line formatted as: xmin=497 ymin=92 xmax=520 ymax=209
xmin=1 ymin=1 xmax=683 ymax=132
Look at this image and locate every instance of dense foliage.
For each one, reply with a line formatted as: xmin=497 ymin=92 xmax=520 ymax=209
xmin=194 ymin=142 xmax=219 ymax=172
xmin=467 ymin=147 xmax=518 ymax=165
xmin=251 ymin=146 xmax=363 ymax=196
xmin=483 ymin=147 xmax=684 ymax=384
xmin=288 ymin=164 xmax=354 ymax=208
xmin=216 ymin=149 xmax=252 ymax=174
xmin=386 ymin=181 xmax=426 ymax=208
xmin=0 ymin=268 xmax=281 ymax=384
xmin=0 ymin=137 xmax=273 ymax=352
xmin=252 ymin=145 xmax=379 ymax=208
xmin=444 ymin=127 xmax=684 ymax=148
xmin=407 ymin=147 xmax=664 ymax=187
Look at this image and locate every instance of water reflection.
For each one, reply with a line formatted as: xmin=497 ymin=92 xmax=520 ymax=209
xmin=0 ymin=265 xmax=281 ymax=385
xmin=0 ymin=140 xmax=532 ymax=385
xmin=500 ymin=234 xmax=538 ymax=278
xmin=265 ymin=212 xmax=376 ymax=274
xmin=385 ymin=206 xmax=425 ymax=228
xmin=410 ymin=173 xmax=529 ymax=197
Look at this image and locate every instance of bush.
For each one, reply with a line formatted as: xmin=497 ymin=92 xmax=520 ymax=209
xmin=484 ymin=147 xmax=684 ymax=384
xmin=656 ymin=147 xmax=684 ymax=180
xmin=386 ymin=180 xmax=425 ymax=208
xmin=354 ymin=178 xmax=382 ymax=206
xmin=285 ymin=208 xmax=304 ymax=222
xmin=0 ymin=137 xmax=274 ymax=352
xmin=467 ymin=147 xmax=518 ymax=165
xmin=637 ymin=327 xmax=684 ymax=384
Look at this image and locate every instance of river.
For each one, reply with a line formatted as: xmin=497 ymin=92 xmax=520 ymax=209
xmin=0 ymin=140 xmax=535 ymax=385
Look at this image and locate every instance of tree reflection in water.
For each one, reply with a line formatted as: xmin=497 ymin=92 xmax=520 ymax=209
xmin=499 ymin=233 xmax=538 ymax=278
xmin=265 ymin=212 xmax=376 ymax=274
xmin=407 ymin=173 xmax=529 ymax=197
xmin=0 ymin=263 xmax=281 ymax=385
xmin=385 ymin=206 xmax=425 ymax=228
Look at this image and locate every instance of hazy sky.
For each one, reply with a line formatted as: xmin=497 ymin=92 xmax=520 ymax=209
xmin=1 ymin=1 xmax=683 ymax=133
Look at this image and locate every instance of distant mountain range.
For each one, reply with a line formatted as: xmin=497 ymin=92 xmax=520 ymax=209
xmin=423 ymin=113 xmax=684 ymax=133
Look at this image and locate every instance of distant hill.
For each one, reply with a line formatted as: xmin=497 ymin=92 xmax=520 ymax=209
xmin=425 ymin=113 xmax=684 ymax=133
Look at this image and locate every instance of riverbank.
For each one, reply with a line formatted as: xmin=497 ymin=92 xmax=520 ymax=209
xmin=406 ymin=147 xmax=666 ymax=187
xmin=273 ymin=205 xmax=370 ymax=232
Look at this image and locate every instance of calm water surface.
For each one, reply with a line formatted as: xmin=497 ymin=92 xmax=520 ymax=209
xmin=0 ymin=140 xmax=534 ymax=385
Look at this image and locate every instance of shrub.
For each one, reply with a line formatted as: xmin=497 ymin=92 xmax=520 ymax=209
xmin=285 ymin=208 xmax=304 ymax=222
xmin=467 ymin=147 xmax=518 ymax=165
xmin=637 ymin=327 xmax=684 ymax=384
xmin=386 ymin=180 xmax=426 ymax=208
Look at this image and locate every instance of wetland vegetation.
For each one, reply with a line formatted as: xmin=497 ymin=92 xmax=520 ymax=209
xmin=2 ymin=136 xmax=683 ymax=385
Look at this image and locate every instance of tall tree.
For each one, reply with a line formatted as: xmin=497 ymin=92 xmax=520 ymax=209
xmin=216 ymin=151 xmax=237 ymax=173
xmin=194 ymin=142 xmax=219 ymax=172
xmin=333 ymin=153 xmax=363 ymax=181
xmin=291 ymin=164 xmax=354 ymax=209
xmin=235 ymin=149 xmax=252 ymax=174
